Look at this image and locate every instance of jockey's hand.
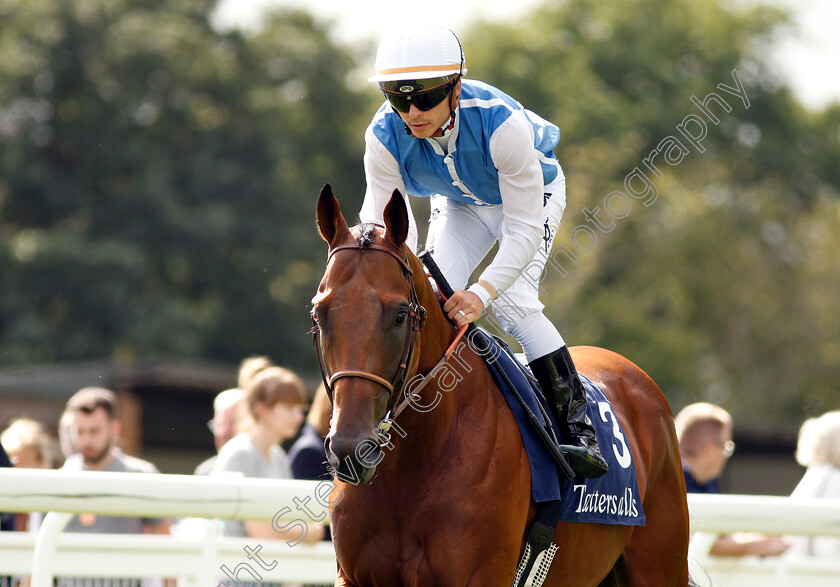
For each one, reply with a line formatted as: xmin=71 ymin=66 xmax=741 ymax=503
xmin=443 ymin=290 xmax=484 ymax=328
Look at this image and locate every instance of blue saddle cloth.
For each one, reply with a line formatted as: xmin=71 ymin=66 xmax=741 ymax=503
xmin=479 ymin=330 xmax=646 ymax=526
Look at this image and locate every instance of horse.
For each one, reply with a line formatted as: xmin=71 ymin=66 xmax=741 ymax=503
xmin=312 ymin=183 xmax=691 ymax=586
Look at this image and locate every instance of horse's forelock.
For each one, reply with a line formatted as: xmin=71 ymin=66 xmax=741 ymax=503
xmin=357 ymin=224 xmax=376 ymax=246
xmin=355 ymin=223 xmax=383 ymax=247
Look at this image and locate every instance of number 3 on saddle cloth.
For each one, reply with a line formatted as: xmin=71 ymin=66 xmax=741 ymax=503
xmin=477 ymin=330 xmax=646 ymax=587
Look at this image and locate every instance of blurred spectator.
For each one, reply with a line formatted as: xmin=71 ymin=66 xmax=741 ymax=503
xmin=0 ymin=440 xmax=11 ymax=466
xmin=288 ymin=383 xmax=334 ymax=587
xmin=213 ymin=366 xmax=323 ymax=543
xmin=212 ymin=366 xmax=319 ymax=587
xmin=2 ymin=418 xmax=61 ymax=470
xmin=0 ymin=441 xmax=11 ymax=587
xmin=786 ymin=411 xmax=840 ymax=557
xmin=676 ymin=402 xmax=790 ymax=557
xmin=1 ymin=418 xmax=60 ymax=541
xmin=237 ymin=355 xmax=275 ymax=388
xmin=58 ymin=409 xmax=76 ymax=460
xmin=59 ymin=387 xmax=172 ymax=587
xmin=194 ymin=387 xmax=244 ymax=476
xmin=1 ymin=440 xmax=13 ymax=531
xmin=289 ymin=383 xmax=332 ymax=482
xmin=193 ymin=355 xmax=272 ymax=476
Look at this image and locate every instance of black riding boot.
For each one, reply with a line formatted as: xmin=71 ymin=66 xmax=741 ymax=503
xmin=529 ymin=347 xmax=609 ymax=478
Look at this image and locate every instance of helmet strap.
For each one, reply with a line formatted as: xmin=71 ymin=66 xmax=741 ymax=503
xmin=441 ymin=110 xmax=456 ymax=135
xmin=441 ymin=82 xmax=458 ymax=135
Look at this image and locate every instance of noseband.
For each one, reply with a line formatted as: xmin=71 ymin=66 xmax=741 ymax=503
xmin=312 ymin=242 xmax=426 ymax=439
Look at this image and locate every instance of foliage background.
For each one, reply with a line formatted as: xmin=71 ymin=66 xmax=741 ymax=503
xmin=1 ymin=0 xmax=838 ymax=432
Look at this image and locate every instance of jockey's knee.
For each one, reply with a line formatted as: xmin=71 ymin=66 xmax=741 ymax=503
xmin=489 ymin=309 xmax=565 ymax=362
xmin=489 ymin=302 xmax=541 ymax=336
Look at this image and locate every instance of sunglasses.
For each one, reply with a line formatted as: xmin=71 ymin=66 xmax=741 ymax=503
xmin=381 ymin=78 xmax=458 ymax=114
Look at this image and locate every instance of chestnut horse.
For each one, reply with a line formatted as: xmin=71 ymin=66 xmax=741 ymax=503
xmin=312 ymin=184 xmax=691 ymax=586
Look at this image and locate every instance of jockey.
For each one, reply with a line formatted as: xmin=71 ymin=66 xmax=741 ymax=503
xmin=359 ymin=26 xmax=608 ymax=479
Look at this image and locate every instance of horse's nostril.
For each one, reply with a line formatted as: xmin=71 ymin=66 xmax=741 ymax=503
xmin=324 ymin=436 xmax=338 ymax=466
xmin=326 ymin=434 xmax=383 ymax=470
xmin=355 ymin=438 xmax=384 ymax=468
xmin=325 ymin=434 xmax=357 ymax=463
xmin=326 ymin=452 xmax=340 ymax=470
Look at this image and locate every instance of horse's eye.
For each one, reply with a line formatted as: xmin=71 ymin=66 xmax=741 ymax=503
xmin=395 ymin=308 xmax=409 ymax=326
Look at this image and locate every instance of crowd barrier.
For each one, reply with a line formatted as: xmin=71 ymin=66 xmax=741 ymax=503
xmin=2 ymin=469 xmax=840 ymax=585
xmin=688 ymin=493 xmax=840 ymax=586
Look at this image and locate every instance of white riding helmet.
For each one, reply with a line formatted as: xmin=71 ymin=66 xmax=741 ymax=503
xmin=368 ymin=26 xmax=467 ymax=84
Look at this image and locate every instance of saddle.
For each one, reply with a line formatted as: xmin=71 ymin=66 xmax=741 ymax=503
xmin=473 ymin=328 xmax=646 ymax=587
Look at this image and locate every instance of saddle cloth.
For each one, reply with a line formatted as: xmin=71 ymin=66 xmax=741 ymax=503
xmin=480 ymin=329 xmax=646 ymax=526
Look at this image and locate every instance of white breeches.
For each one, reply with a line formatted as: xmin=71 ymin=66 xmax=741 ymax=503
xmin=424 ymin=174 xmax=567 ymax=361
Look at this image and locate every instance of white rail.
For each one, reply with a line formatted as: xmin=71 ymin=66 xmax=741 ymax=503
xmin=687 ymin=493 xmax=840 ymax=537
xmin=0 ymin=468 xmax=335 ymax=585
xmin=0 ymin=467 xmax=330 ymax=520
xmin=0 ymin=529 xmax=337 ymax=584
xmin=687 ymin=494 xmax=840 ymax=587
xmin=3 ymin=469 xmax=840 ymax=585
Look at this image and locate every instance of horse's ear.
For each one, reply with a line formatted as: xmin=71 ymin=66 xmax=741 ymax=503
xmin=316 ymin=183 xmax=351 ymax=246
xmin=383 ymin=189 xmax=409 ymax=248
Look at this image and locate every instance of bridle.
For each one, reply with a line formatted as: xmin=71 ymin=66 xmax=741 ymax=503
xmin=312 ymin=242 xmax=427 ymax=440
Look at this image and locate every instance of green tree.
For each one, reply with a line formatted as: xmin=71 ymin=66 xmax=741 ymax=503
xmin=464 ymin=0 xmax=840 ymax=427
xmin=2 ymin=0 xmax=839 ymax=432
xmin=0 ymin=0 xmax=367 ymax=371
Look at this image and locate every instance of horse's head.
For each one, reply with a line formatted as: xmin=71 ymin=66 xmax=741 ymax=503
xmin=312 ymin=184 xmax=428 ymax=485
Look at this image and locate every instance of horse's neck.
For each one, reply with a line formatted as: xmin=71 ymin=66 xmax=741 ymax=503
xmin=382 ymin=255 xmax=500 ymax=466
xmin=384 ymin=320 xmax=497 ymax=475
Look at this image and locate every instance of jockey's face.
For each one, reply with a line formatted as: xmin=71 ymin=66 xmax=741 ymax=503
xmin=397 ymin=79 xmax=461 ymax=139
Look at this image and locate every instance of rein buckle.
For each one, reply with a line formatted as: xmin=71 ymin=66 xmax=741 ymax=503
xmin=376 ymin=412 xmax=395 ymax=446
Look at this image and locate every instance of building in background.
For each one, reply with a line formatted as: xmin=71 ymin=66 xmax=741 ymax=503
xmin=0 ymin=360 xmax=237 ymax=473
